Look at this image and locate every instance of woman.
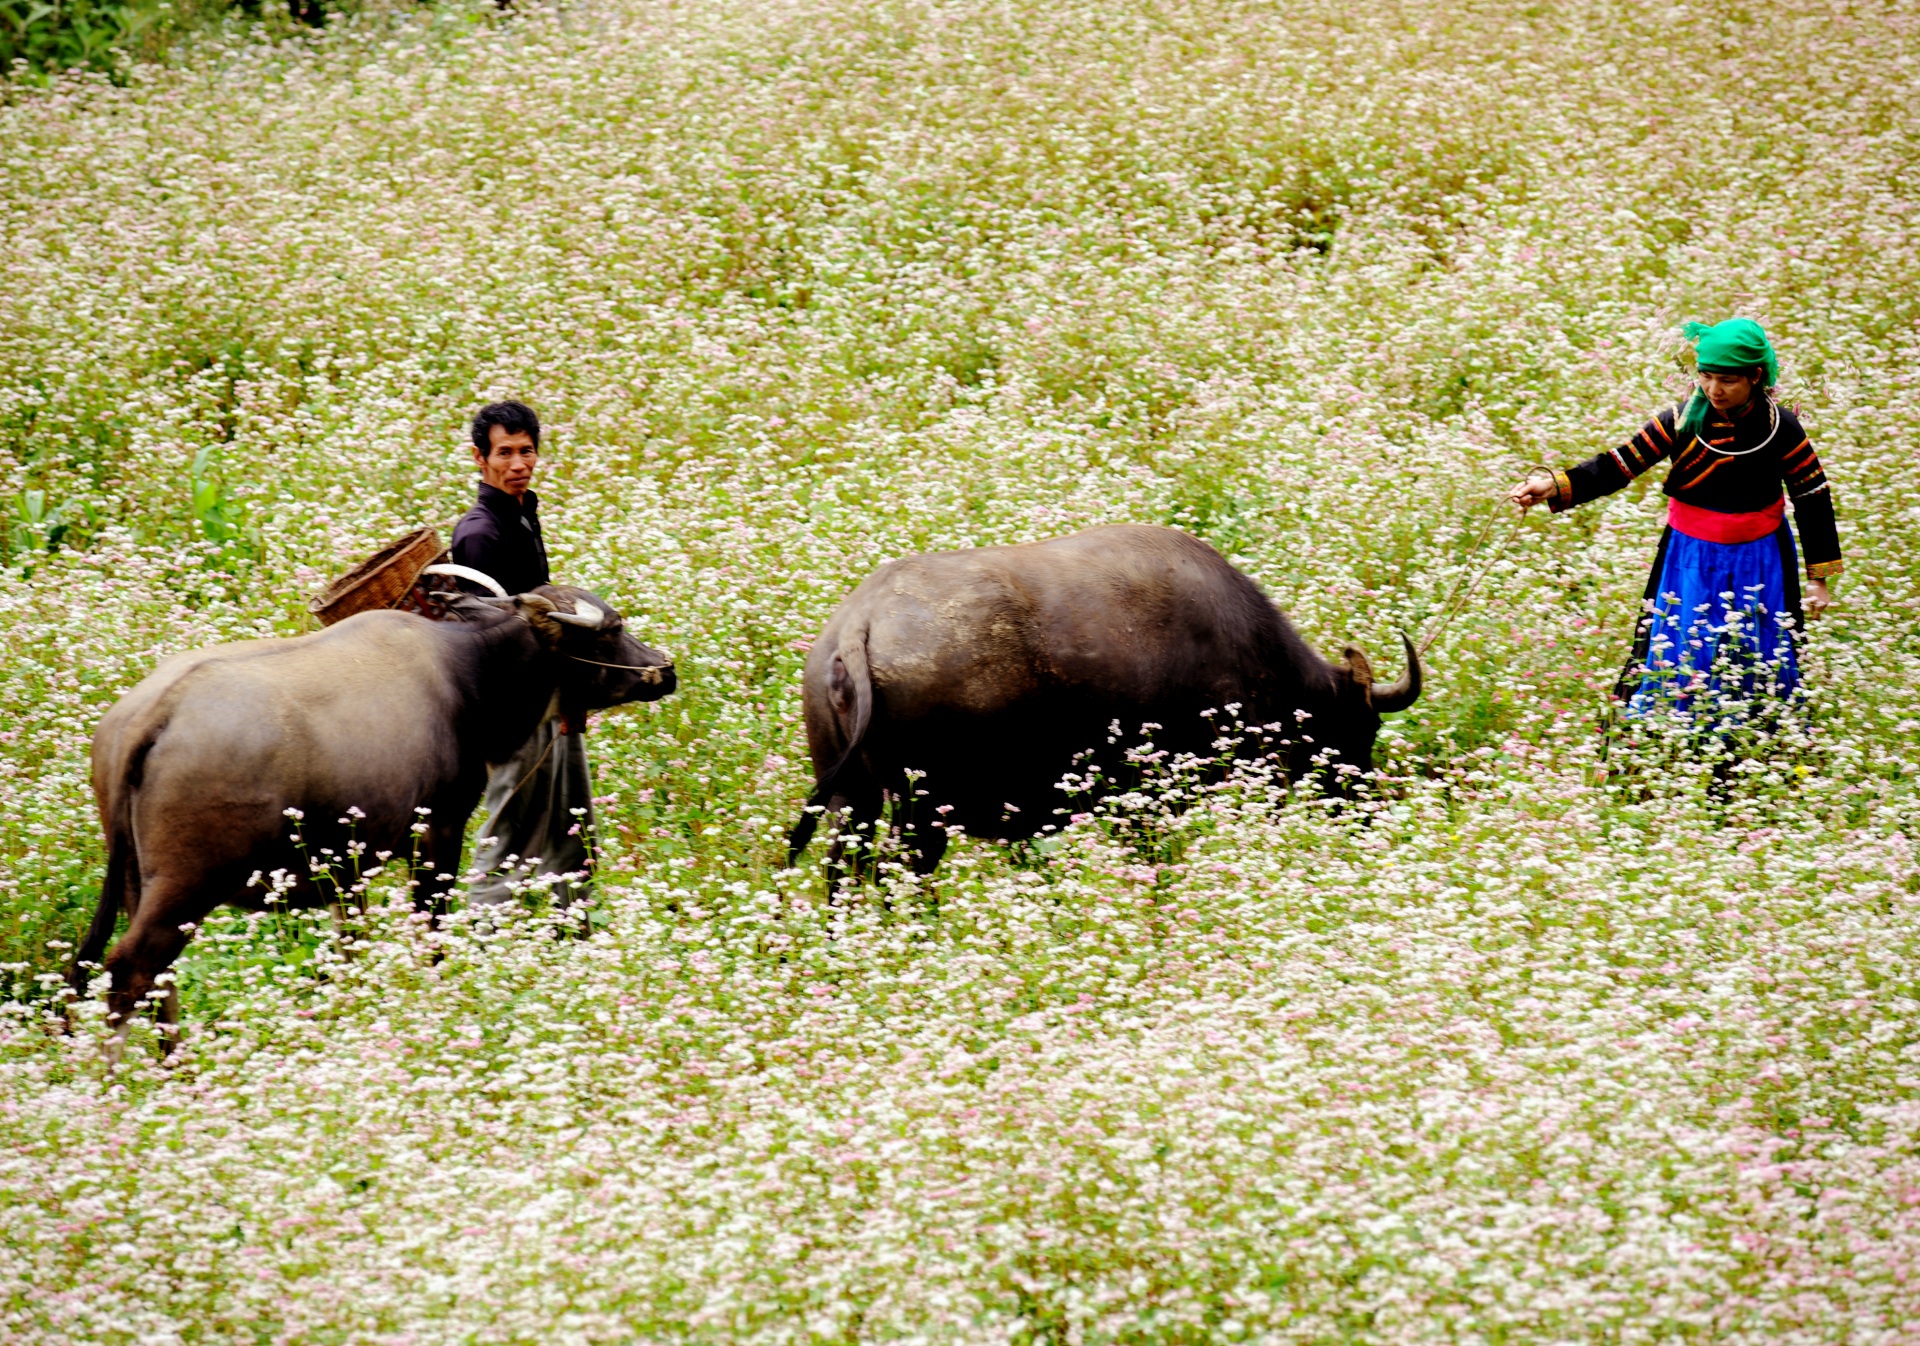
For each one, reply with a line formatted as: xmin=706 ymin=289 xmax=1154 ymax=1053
xmin=1508 ymin=318 xmax=1841 ymax=715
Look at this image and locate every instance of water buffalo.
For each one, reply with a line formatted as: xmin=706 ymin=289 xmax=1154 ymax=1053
xmin=72 ymin=585 xmax=674 ymax=1035
xmin=788 ymin=524 xmax=1418 ymax=874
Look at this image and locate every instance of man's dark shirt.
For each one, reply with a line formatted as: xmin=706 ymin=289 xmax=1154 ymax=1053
xmin=450 ymin=482 xmax=551 ymax=596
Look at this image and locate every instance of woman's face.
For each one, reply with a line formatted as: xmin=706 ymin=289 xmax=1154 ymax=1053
xmin=1698 ymin=368 xmax=1761 ymax=412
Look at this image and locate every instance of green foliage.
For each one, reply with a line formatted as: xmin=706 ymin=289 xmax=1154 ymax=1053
xmin=8 ymin=487 xmax=64 ymax=558
xmin=187 ymin=445 xmax=239 ymax=539
xmin=1 ymin=0 xmax=331 ymax=81
xmin=0 ymin=0 xmax=151 ymax=77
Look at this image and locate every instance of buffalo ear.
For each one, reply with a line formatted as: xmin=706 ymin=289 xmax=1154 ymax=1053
xmin=513 ymin=593 xmax=565 ymax=643
xmin=1340 ymin=643 xmax=1375 ymax=689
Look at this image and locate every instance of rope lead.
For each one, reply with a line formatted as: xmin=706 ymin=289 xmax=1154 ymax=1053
xmin=1415 ymin=504 xmax=1528 ymax=657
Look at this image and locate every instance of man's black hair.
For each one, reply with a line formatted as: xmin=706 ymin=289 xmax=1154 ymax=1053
xmin=471 ymin=400 xmax=541 ymax=454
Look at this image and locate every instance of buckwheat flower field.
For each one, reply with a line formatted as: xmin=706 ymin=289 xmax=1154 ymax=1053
xmin=3 ymin=0 xmax=1919 ymax=1339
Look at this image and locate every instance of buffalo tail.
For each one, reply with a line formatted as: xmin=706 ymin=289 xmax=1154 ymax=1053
xmin=70 ymin=735 xmax=148 ymax=1003
xmin=70 ymin=821 xmax=131 ymax=1002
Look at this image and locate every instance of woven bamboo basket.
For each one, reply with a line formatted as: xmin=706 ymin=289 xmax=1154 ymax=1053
xmin=308 ymin=527 xmax=448 ymax=627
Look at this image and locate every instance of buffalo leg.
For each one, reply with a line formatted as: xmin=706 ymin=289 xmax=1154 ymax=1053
xmin=907 ymin=822 xmax=949 ymax=876
xmin=154 ymin=979 xmax=182 ymax=1053
xmin=101 ymin=890 xmax=201 ymax=1049
xmin=887 ymin=777 xmax=949 ymax=878
xmin=414 ymin=815 xmax=470 ymax=919
xmin=822 ymin=788 xmax=882 ymax=888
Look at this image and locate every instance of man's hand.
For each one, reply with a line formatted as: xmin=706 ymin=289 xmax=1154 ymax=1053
xmin=1506 ymin=470 xmax=1557 ymax=513
xmin=1805 ymin=579 xmax=1833 ymax=621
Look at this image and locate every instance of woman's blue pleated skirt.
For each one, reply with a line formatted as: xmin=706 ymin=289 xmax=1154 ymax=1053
xmin=1623 ymin=522 xmax=1801 ymax=717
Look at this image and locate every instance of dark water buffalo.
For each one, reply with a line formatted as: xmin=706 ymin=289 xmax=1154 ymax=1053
xmin=788 ymin=524 xmax=1418 ymax=874
xmin=73 ymin=586 xmax=674 ymax=1033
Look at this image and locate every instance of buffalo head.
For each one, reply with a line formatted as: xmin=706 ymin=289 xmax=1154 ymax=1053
xmin=451 ymin=585 xmax=676 ymax=714
xmin=1312 ymin=633 xmax=1421 ymax=784
xmin=516 ymin=585 xmax=676 ymax=710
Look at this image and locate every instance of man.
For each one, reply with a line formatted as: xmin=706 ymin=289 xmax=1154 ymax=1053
xmin=451 ymin=400 xmax=595 ymax=906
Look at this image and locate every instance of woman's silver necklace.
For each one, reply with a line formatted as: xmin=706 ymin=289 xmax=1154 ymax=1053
xmin=1697 ymin=396 xmax=1780 ymax=457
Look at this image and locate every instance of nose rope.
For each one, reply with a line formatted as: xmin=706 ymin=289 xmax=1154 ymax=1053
xmin=565 ymin=653 xmax=672 ymax=683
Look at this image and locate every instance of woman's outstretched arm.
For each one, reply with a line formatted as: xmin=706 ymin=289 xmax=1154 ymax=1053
xmin=1507 ymin=406 xmax=1679 ymax=513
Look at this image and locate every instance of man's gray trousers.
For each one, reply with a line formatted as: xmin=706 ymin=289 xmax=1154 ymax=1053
xmin=467 ymin=696 xmax=594 ymax=905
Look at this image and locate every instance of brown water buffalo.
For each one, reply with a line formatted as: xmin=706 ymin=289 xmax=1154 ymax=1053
xmin=788 ymin=524 xmax=1418 ymax=875
xmin=72 ymin=586 xmax=673 ymax=1035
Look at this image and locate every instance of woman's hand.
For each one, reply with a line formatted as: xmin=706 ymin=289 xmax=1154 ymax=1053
xmin=1506 ymin=470 xmax=1557 ymax=513
xmin=1805 ymin=579 xmax=1833 ymax=621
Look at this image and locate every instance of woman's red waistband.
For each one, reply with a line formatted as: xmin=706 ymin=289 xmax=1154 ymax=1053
xmin=1667 ymin=495 xmax=1785 ymax=544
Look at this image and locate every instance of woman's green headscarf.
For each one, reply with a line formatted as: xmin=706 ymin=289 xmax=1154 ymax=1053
xmin=1677 ymin=318 xmax=1779 ymax=442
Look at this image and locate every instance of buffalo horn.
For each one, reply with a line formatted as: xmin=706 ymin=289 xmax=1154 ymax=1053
xmin=419 ymin=564 xmax=508 ymax=598
xmin=549 ymin=602 xmax=606 ymax=629
xmin=1367 ymin=632 xmax=1422 ymax=713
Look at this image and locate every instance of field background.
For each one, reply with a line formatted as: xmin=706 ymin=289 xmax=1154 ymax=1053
xmin=4 ymin=0 xmax=1919 ymax=1340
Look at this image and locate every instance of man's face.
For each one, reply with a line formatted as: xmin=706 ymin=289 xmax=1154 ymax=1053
xmin=475 ymin=426 xmax=538 ymax=499
xmin=1698 ymin=369 xmax=1760 ymax=413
